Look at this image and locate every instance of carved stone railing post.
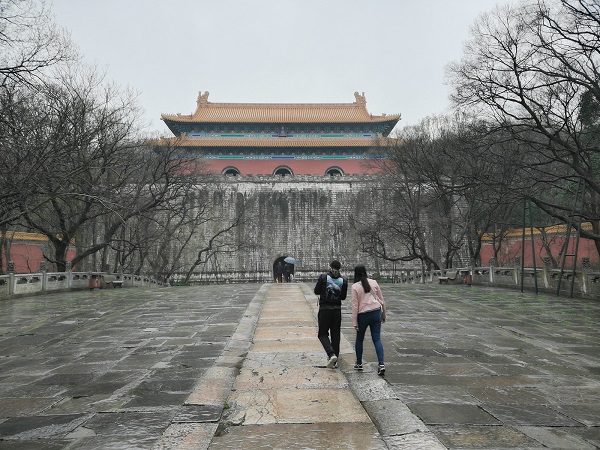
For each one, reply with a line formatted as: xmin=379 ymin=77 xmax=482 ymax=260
xmin=40 ymin=261 xmax=48 ymax=291
xmin=66 ymin=262 xmax=72 ymax=288
xmin=7 ymin=261 xmax=15 ymax=295
xmin=581 ymin=257 xmax=591 ymax=294
xmin=542 ymin=257 xmax=552 ymax=289
xmin=489 ymin=258 xmax=497 ymax=283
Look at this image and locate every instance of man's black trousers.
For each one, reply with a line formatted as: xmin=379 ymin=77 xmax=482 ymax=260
xmin=317 ymin=308 xmax=342 ymax=359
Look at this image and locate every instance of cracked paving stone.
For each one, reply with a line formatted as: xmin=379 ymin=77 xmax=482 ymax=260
xmin=408 ymin=403 xmax=499 ymax=425
xmin=172 ymin=405 xmax=223 ymax=423
xmin=431 ymin=424 xmax=543 ymax=449
xmin=0 ymin=414 xmax=89 ymax=439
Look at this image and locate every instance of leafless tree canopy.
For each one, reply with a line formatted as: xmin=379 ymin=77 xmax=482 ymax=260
xmin=354 ymin=1 xmax=598 ymax=269
xmin=363 ymin=115 xmax=521 ymax=269
xmin=447 ymin=0 xmax=600 ymax=256
xmin=2 ymin=0 xmax=598 ymax=277
xmin=0 ymin=0 xmax=74 ymax=86
xmin=0 ymin=2 xmax=247 ymax=278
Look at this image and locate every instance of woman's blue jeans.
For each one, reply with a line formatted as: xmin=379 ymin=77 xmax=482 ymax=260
xmin=355 ymin=308 xmax=384 ymax=365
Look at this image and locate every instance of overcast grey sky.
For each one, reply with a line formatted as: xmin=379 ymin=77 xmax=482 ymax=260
xmin=51 ymin=0 xmax=502 ymax=136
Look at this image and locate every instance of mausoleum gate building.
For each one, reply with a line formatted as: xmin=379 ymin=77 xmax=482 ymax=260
xmin=160 ymin=92 xmax=402 ymax=282
xmin=161 ymin=91 xmax=400 ymax=176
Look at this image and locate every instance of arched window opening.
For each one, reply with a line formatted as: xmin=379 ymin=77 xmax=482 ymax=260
xmin=223 ymin=167 xmax=241 ymax=176
xmin=274 ymin=166 xmax=293 ymax=176
xmin=325 ymin=167 xmax=344 ymax=177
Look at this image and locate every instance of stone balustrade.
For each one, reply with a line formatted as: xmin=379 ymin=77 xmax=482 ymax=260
xmin=171 ymin=267 xmax=427 ymax=285
xmin=433 ymin=266 xmax=600 ymax=298
xmin=4 ymin=264 xmax=596 ymax=299
xmin=0 ymin=270 xmax=165 ymax=299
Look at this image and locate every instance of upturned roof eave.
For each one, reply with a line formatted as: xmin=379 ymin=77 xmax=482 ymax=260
xmin=157 ymin=136 xmax=394 ymax=148
xmin=160 ymin=114 xmax=401 ymax=124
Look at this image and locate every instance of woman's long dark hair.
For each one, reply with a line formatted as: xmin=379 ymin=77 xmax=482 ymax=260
xmin=354 ymin=265 xmax=371 ymax=293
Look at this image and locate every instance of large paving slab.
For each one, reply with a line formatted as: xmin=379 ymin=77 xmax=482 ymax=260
xmin=208 ymin=423 xmax=388 ymax=450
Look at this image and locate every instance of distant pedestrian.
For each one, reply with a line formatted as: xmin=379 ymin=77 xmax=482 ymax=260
xmin=352 ymin=264 xmax=386 ymax=376
xmin=314 ymin=260 xmax=348 ymax=368
xmin=275 ymin=261 xmax=284 ymax=283
xmin=284 ymin=262 xmax=293 ymax=282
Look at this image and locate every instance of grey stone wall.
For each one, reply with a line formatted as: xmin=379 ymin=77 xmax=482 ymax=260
xmin=181 ymin=175 xmax=399 ymax=280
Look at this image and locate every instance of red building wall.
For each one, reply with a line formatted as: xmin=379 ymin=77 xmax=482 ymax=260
xmin=203 ymin=158 xmax=381 ymax=176
xmin=480 ymin=236 xmax=599 ymax=267
xmin=2 ymin=241 xmax=76 ymax=273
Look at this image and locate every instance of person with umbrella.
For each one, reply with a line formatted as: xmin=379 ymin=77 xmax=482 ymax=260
xmin=283 ymin=256 xmax=295 ymax=282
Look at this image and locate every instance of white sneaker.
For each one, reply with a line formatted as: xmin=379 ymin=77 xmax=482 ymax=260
xmin=326 ymin=355 xmax=338 ymax=368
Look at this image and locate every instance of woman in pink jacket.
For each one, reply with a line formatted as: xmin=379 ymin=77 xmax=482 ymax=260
xmin=351 ymin=264 xmax=386 ymax=376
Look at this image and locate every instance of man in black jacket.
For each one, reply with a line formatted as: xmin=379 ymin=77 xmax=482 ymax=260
xmin=283 ymin=262 xmax=293 ymax=282
xmin=314 ymin=260 xmax=348 ymax=368
xmin=274 ymin=261 xmax=284 ymax=283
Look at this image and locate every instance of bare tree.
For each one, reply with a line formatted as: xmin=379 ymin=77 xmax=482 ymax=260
xmin=448 ymin=0 xmax=600 ymax=258
xmin=0 ymin=0 xmax=74 ymax=86
xmin=6 ymin=68 xmax=202 ymax=272
xmin=457 ymin=123 xmax=525 ymax=265
xmin=357 ymin=111 xmax=525 ymax=271
xmin=0 ymin=80 xmax=81 ymax=272
xmin=363 ymin=116 xmax=480 ymax=269
xmin=0 ymin=83 xmax=59 ymax=227
xmin=183 ymin=191 xmax=253 ymax=283
xmin=124 ymin=180 xmax=220 ymax=281
xmin=0 ymin=0 xmax=75 ymax=271
xmin=350 ymin=179 xmax=440 ymax=270
xmin=0 ymin=3 xmax=251 ymax=278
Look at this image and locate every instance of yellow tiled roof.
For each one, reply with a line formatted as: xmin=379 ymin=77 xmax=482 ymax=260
xmin=162 ymin=136 xmax=391 ymax=148
xmin=161 ymin=91 xmax=401 ymax=124
xmin=482 ymin=222 xmax=594 ymax=240
xmin=5 ymin=231 xmax=49 ymax=242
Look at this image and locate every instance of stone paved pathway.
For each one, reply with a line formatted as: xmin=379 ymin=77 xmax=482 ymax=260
xmin=204 ymin=283 xmax=389 ymax=449
xmin=0 ymin=282 xmax=599 ymax=449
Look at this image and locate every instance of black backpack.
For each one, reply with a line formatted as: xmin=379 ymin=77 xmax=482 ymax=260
xmin=324 ymin=274 xmax=342 ymax=302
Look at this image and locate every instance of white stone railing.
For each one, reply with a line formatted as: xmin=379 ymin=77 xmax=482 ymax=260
xmin=171 ymin=267 xmax=427 ymax=285
xmin=431 ymin=266 xmax=600 ymax=298
xmin=0 ymin=271 xmax=166 ymax=299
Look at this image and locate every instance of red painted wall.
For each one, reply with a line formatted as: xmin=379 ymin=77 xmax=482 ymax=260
xmin=203 ymin=159 xmax=382 ymax=176
xmin=2 ymin=243 xmax=76 ymax=273
xmin=480 ymin=236 xmax=599 ymax=267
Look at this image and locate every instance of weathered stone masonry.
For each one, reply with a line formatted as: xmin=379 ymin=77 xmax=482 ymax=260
xmin=179 ymin=175 xmax=394 ymax=281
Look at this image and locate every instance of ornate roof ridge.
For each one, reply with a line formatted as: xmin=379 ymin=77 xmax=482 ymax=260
xmin=195 ymin=99 xmax=363 ymax=109
xmin=194 ymin=90 xmax=369 ymax=109
xmin=161 ymin=91 xmax=401 ymax=124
